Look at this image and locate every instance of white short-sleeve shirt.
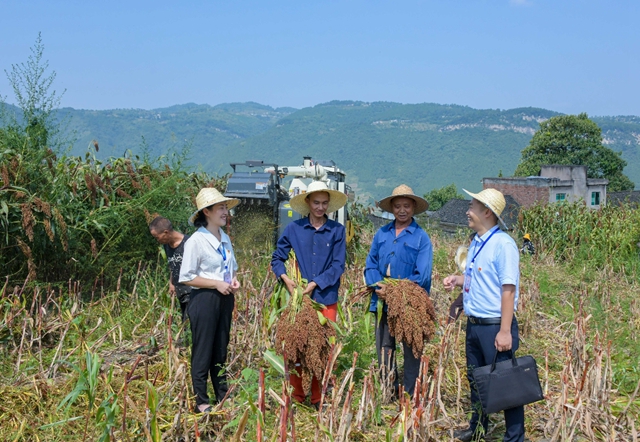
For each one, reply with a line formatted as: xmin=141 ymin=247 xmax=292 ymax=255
xmin=179 ymin=227 xmax=238 ymax=283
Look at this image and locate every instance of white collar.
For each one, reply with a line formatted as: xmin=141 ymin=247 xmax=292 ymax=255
xmin=197 ymin=226 xmax=225 ymax=250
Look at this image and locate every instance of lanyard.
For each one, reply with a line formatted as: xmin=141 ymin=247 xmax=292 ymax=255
xmin=217 ymin=245 xmax=228 ymax=269
xmin=469 ymin=226 xmax=500 ymax=267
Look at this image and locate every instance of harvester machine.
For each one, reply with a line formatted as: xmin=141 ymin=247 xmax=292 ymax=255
xmin=224 ymin=156 xmax=354 ymax=247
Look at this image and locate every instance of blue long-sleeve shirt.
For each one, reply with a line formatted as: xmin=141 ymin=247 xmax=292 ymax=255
xmin=271 ymin=217 xmax=346 ymax=306
xmin=364 ymin=219 xmax=433 ymax=311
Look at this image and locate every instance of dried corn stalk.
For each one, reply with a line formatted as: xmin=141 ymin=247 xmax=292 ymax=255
xmin=377 ymin=278 xmax=437 ymax=359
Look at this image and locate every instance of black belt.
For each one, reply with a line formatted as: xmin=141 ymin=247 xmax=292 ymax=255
xmin=467 ymin=316 xmax=502 ymax=325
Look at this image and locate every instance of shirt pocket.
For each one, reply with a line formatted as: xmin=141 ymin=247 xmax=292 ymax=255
xmin=399 ymin=242 xmax=419 ymax=265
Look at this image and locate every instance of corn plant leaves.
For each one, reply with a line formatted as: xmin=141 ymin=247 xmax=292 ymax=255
xmin=263 ymin=349 xmax=285 ymax=375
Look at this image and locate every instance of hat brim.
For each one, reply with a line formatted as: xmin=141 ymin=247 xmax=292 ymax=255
xmin=188 ymin=198 xmax=240 ymax=226
xmin=463 ymin=189 xmax=507 ymax=229
xmin=378 ymin=194 xmax=429 ymax=214
xmin=454 ymin=245 xmax=468 ymax=272
xmin=289 ymin=189 xmax=348 ymax=216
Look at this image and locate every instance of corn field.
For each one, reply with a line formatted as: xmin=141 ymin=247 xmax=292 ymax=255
xmin=519 ymin=201 xmax=640 ymax=270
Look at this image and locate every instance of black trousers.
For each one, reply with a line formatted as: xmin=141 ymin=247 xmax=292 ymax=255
xmin=465 ymin=318 xmax=525 ymax=442
xmin=179 ymin=300 xmax=189 ymax=323
xmin=375 ymin=310 xmax=421 ymax=396
xmin=188 ymin=289 xmax=234 ymax=407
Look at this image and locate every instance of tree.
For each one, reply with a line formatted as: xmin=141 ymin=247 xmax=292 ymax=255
xmin=3 ymin=32 xmax=65 ymax=149
xmin=423 ymin=183 xmax=464 ymax=211
xmin=514 ymin=113 xmax=634 ymax=191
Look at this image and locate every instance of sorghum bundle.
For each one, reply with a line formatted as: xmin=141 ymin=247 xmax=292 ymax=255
xmin=377 ymin=278 xmax=437 ymax=358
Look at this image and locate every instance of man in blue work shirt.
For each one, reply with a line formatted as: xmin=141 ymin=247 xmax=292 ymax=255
xmin=443 ymin=188 xmax=524 ymax=442
xmin=271 ymin=180 xmax=347 ymax=408
xmin=364 ymin=184 xmax=433 ymax=398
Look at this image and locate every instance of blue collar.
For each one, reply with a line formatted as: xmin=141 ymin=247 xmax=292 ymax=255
xmin=302 ymin=215 xmax=330 ymax=231
xmin=384 ymin=218 xmax=417 ymax=233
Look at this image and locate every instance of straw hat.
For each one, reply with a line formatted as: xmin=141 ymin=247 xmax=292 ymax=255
xmin=523 ymin=233 xmax=531 ymax=241
xmin=188 ymin=188 xmax=240 ymax=226
xmin=454 ymin=245 xmax=468 ymax=272
xmin=462 ymin=188 xmax=506 ymax=228
xmin=289 ymin=180 xmax=348 ymax=216
xmin=378 ymin=184 xmax=429 ymax=214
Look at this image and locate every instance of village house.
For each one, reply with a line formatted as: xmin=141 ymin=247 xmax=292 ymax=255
xmin=608 ymin=190 xmax=640 ymax=206
xmin=433 ymin=195 xmax=521 ymax=233
xmin=482 ymin=165 xmax=608 ymax=209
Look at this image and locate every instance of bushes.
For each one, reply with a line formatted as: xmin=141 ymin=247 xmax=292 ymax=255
xmin=0 ymin=124 xmax=225 ymax=288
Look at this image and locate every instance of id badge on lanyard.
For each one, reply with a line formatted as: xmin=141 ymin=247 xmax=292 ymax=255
xmin=218 ymin=245 xmax=232 ymax=283
xmin=463 ymin=263 xmax=473 ymax=293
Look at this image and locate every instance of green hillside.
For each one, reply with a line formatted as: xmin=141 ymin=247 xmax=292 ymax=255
xmin=591 ymin=115 xmax=640 ymax=193
xmin=4 ymin=101 xmax=639 ymax=199
xmin=226 ymin=101 xmax=564 ymax=199
xmin=55 ymin=102 xmax=296 ymax=175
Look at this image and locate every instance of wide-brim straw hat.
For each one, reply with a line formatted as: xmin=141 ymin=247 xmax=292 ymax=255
xmin=454 ymin=245 xmax=468 ymax=272
xmin=378 ymin=184 xmax=429 ymax=214
xmin=289 ymin=180 xmax=348 ymax=216
xmin=462 ymin=188 xmax=507 ymax=228
xmin=188 ymin=188 xmax=240 ymax=226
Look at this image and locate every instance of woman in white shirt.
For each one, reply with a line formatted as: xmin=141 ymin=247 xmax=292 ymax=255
xmin=179 ymin=187 xmax=240 ymax=413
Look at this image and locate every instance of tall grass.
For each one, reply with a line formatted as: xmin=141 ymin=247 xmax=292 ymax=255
xmin=0 ymin=125 xmax=228 ymax=288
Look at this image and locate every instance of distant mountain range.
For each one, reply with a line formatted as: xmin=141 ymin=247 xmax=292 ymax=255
xmin=5 ymin=101 xmax=640 ymax=199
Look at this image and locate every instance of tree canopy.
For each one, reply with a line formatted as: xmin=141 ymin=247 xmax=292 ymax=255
xmin=423 ymin=183 xmax=464 ymax=211
xmin=514 ymin=113 xmax=634 ymax=191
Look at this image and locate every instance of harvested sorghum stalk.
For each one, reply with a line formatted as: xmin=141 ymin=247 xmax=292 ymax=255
xmin=275 ymin=295 xmax=335 ymax=391
xmin=377 ymin=278 xmax=437 ymax=359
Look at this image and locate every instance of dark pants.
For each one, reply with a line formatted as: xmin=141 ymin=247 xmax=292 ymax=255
xmin=465 ymin=318 xmax=525 ymax=442
xmin=188 ymin=289 xmax=234 ymax=407
xmin=179 ymin=301 xmax=189 ymax=323
xmin=448 ymin=292 xmax=464 ymax=324
xmin=375 ymin=310 xmax=421 ymax=396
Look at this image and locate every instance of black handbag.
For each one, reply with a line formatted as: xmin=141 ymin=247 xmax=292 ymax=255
xmin=471 ymin=351 xmax=544 ymax=414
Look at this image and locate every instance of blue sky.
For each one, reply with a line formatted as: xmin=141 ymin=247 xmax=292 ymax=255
xmin=1 ymin=0 xmax=638 ymax=116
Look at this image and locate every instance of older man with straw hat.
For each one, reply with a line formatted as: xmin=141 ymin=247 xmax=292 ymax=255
xmin=443 ymin=188 xmax=524 ymax=442
xmin=364 ymin=184 xmax=433 ymax=399
xmin=271 ymin=180 xmax=347 ymax=408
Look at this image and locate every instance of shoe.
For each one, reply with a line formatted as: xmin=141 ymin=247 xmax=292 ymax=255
xmin=312 ymin=402 xmax=329 ymax=412
xmin=195 ymin=404 xmax=212 ymax=414
xmin=453 ymin=427 xmax=484 ymax=442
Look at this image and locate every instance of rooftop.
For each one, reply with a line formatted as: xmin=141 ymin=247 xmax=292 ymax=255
xmin=433 ymin=195 xmax=521 ymax=230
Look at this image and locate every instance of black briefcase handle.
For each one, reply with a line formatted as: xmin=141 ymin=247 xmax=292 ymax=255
xmin=489 ymin=349 xmax=517 ymax=372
